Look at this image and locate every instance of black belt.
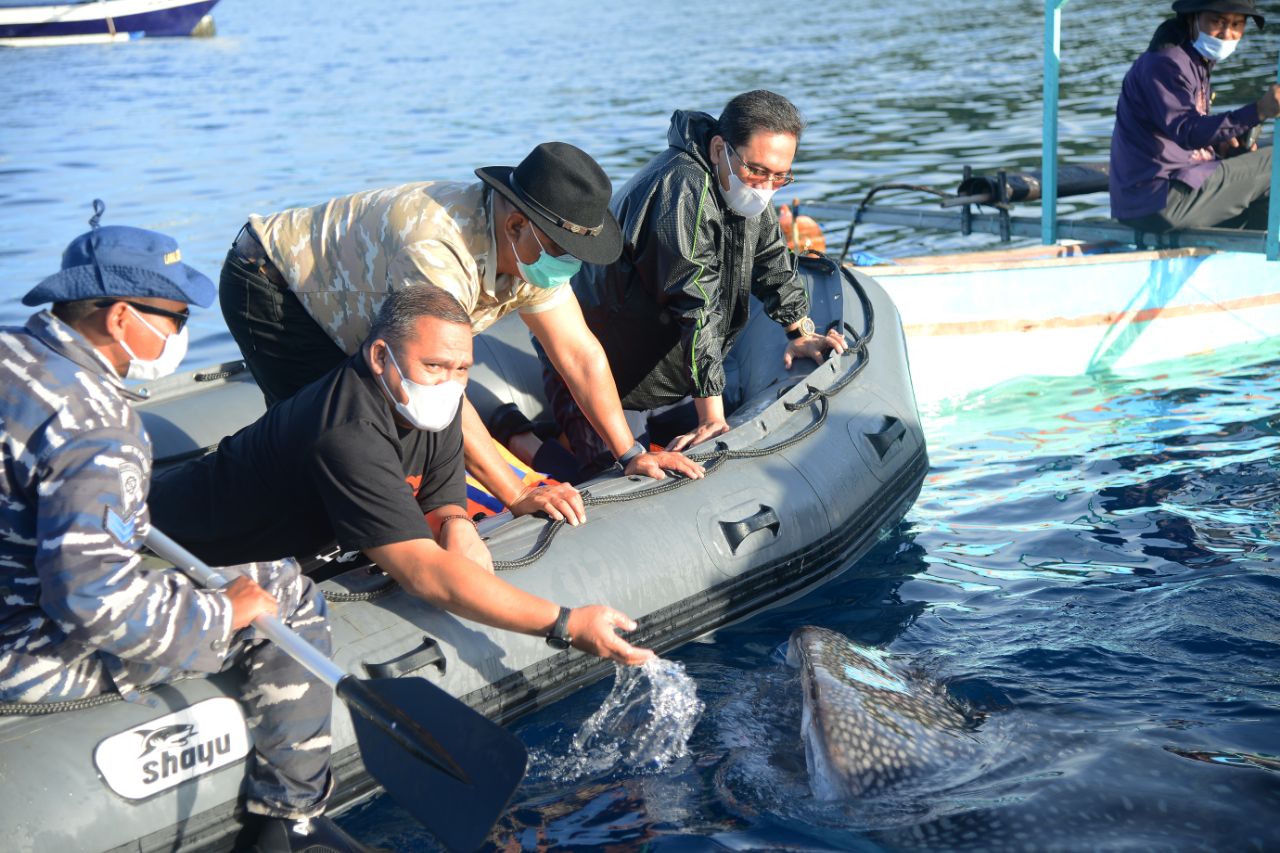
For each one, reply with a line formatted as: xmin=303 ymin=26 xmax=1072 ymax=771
xmin=231 ymin=223 xmax=288 ymax=288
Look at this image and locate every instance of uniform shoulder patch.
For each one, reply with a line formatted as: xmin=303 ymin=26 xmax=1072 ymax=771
xmin=104 ymin=506 xmax=138 ymax=546
xmin=118 ymin=462 xmax=145 ymax=512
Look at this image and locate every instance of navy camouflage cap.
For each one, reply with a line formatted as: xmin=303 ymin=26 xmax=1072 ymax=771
xmin=22 ymin=200 xmax=215 ymax=308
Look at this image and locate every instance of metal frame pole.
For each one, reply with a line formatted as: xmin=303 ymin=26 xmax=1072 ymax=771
xmin=1041 ymin=0 xmax=1070 ymax=245
xmin=1268 ymin=48 xmax=1280 ymax=261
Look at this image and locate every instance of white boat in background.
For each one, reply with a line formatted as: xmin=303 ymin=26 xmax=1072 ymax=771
xmin=790 ymin=0 xmax=1280 ymax=409
xmin=0 ymin=0 xmax=219 ymax=46
xmin=854 ymin=242 xmax=1280 ymax=407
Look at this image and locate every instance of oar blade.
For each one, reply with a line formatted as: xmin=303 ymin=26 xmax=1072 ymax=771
xmin=348 ymin=677 xmax=528 ymax=852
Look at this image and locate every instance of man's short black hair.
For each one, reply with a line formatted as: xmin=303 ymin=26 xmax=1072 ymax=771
xmin=50 ymin=298 xmax=104 ymax=326
xmin=717 ymin=90 xmax=806 ymax=148
xmin=366 ymin=284 xmax=471 ymax=353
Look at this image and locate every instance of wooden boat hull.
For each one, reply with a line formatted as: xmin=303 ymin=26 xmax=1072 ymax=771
xmin=858 ymin=245 xmax=1280 ymax=406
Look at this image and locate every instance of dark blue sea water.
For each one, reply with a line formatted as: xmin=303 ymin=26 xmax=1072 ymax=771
xmin=337 ymin=354 xmax=1280 ymax=852
xmin=2 ymin=0 xmax=1279 ymax=849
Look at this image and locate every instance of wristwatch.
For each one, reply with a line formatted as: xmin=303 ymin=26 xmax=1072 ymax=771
xmin=545 ymin=606 xmax=573 ymax=649
xmin=786 ymin=317 xmax=816 ymax=340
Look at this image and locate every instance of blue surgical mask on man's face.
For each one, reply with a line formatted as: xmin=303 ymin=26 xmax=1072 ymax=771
xmin=1193 ymin=30 xmax=1240 ymax=62
xmin=510 ymin=228 xmax=581 ymax=289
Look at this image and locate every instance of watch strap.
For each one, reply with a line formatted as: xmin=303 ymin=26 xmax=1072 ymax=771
xmin=546 ymin=605 xmax=573 ymax=648
xmin=617 ymin=441 xmax=646 ymax=466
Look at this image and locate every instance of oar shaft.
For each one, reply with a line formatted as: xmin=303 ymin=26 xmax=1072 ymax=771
xmin=144 ymin=526 xmax=472 ymax=783
xmin=144 ymin=527 xmax=343 ymax=690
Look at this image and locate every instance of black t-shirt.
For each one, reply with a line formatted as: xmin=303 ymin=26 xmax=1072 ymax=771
xmin=150 ymin=353 xmax=466 ymax=566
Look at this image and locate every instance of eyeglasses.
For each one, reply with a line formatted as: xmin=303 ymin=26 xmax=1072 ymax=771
xmin=724 ymin=142 xmax=795 ymax=188
xmin=96 ymin=300 xmax=191 ymax=333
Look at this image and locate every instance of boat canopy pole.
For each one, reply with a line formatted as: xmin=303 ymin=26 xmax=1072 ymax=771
xmin=1041 ymin=0 xmax=1070 ymax=246
xmin=1269 ymin=49 xmax=1279 ymax=261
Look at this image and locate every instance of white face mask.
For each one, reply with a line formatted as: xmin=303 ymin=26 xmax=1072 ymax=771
xmin=1193 ymin=31 xmax=1240 ymax=63
xmin=378 ymin=346 xmax=464 ymax=432
xmin=118 ymin=306 xmax=188 ymax=381
xmin=716 ymin=141 xmax=777 ymax=218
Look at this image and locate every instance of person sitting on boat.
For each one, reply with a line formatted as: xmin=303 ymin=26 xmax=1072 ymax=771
xmin=0 ymin=208 xmax=359 ymax=852
xmin=219 ymin=141 xmax=703 ymax=532
xmin=1109 ymin=0 xmax=1280 ymax=232
xmin=150 ymin=284 xmax=656 ymax=667
xmin=536 ymin=90 xmax=848 ymax=479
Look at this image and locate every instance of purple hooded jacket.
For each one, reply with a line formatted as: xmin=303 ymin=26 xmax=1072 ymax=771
xmin=1109 ymin=40 xmax=1260 ymax=220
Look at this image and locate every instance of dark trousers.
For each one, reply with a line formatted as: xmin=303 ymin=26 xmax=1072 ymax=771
xmin=219 ymin=249 xmax=347 ymax=406
xmin=535 ymin=338 xmax=698 ymax=483
xmin=0 ymin=559 xmax=334 ymax=819
xmin=1122 ymin=147 xmax=1273 ymax=233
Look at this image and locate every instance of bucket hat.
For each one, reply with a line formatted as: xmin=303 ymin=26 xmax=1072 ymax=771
xmin=22 ymin=200 xmax=216 ymax=308
xmin=476 ymin=142 xmax=622 ymax=266
xmin=1171 ymin=0 xmax=1265 ymax=28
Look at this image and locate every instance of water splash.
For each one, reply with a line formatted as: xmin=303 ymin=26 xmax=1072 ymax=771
xmin=532 ymin=657 xmax=704 ymax=783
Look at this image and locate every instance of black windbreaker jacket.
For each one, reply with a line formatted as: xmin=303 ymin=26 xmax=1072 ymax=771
xmin=572 ymin=110 xmax=808 ymax=411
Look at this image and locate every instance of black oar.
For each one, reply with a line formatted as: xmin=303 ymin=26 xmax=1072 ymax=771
xmin=145 ymin=527 xmax=528 ymax=852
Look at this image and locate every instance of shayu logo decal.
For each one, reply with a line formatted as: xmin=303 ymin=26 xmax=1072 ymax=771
xmin=94 ymin=697 xmax=250 ymax=800
xmin=136 ymin=723 xmax=196 ymax=757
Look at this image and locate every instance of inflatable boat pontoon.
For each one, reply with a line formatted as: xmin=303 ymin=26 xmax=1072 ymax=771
xmin=0 ymin=255 xmax=928 ymax=852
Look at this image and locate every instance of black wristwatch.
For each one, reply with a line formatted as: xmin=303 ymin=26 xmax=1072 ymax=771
xmin=786 ymin=317 xmax=816 ymax=340
xmin=545 ymin=606 xmax=573 ymax=650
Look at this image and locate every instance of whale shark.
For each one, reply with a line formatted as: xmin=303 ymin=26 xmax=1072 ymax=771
xmin=786 ymin=625 xmax=980 ymax=800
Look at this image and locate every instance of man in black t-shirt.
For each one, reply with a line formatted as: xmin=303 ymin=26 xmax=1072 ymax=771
xmin=152 ymin=285 xmax=653 ymax=664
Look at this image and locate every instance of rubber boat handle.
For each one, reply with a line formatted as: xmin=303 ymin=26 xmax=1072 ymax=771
xmin=866 ymin=416 xmax=906 ymax=460
xmin=719 ymin=505 xmax=781 ymax=554
xmin=364 ymin=636 xmax=447 ymax=679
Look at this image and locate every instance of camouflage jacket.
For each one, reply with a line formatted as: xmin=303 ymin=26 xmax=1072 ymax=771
xmin=251 ymin=181 xmax=574 ymax=353
xmin=0 ymin=312 xmax=233 ymax=701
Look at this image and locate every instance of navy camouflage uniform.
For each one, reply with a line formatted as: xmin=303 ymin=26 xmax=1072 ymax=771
xmin=0 ymin=310 xmax=334 ymax=819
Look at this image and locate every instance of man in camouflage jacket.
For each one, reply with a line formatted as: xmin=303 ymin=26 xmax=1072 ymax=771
xmin=0 ymin=212 xmax=355 ymax=850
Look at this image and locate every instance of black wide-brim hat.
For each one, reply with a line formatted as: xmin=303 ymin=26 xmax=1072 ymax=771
xmin=1171 ymin=0 xmax=1265 ymax=28
xmin=476 ymin=141 xmax=622 ymax=266
xmin=23 ymin=223 xmax=215 ymax=307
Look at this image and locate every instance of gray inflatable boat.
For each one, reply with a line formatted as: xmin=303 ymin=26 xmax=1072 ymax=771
xmin=0 ymin=255 xmax=928 ymax=852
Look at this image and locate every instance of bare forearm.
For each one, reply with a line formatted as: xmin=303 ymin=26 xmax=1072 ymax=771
xmin=553 ymin=341 xmax=635 ymax=459
xmin=694 ymin=395 xmax=725 ymax=424
xmin=368 ymin=540 xmax=558 ymax=636
xmin=460 ymin=395 xmax=525 ymax=505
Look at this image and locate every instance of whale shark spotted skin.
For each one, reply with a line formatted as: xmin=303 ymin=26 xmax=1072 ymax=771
xmin=787 ymin=626 xmax=979 ymax=800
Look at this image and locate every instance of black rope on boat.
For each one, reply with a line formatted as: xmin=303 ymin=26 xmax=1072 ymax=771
xmin=493 ymin=258 xmax=876 ymax=572
xmin=323 ymin=580 xmax=398 ymax=603
xmin=0 ymin=690 xmax=126 ymax=716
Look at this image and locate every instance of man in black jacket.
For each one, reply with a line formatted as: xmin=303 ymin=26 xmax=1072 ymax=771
xmin=539 ymin=90 xmax=846 ymax=477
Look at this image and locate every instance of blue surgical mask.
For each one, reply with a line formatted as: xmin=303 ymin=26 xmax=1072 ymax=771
xmin=510 ymin=229 xmax=581 ymax=289
xmin=1193 ymin=31 xmax=1240 ymax=63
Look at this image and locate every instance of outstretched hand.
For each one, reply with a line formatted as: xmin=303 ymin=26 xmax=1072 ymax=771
xmin=664 ymin=419 xmax=730 ymax=454
xmin=567 ymin=605 xmax=655 ymax=666
xmin=783 ymin=328 xmax=848 ymax=370
xmin=509 ymin=481 xmax=587 ymax=527
xmin=626 ymin=449 xmax=706 ymax=480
